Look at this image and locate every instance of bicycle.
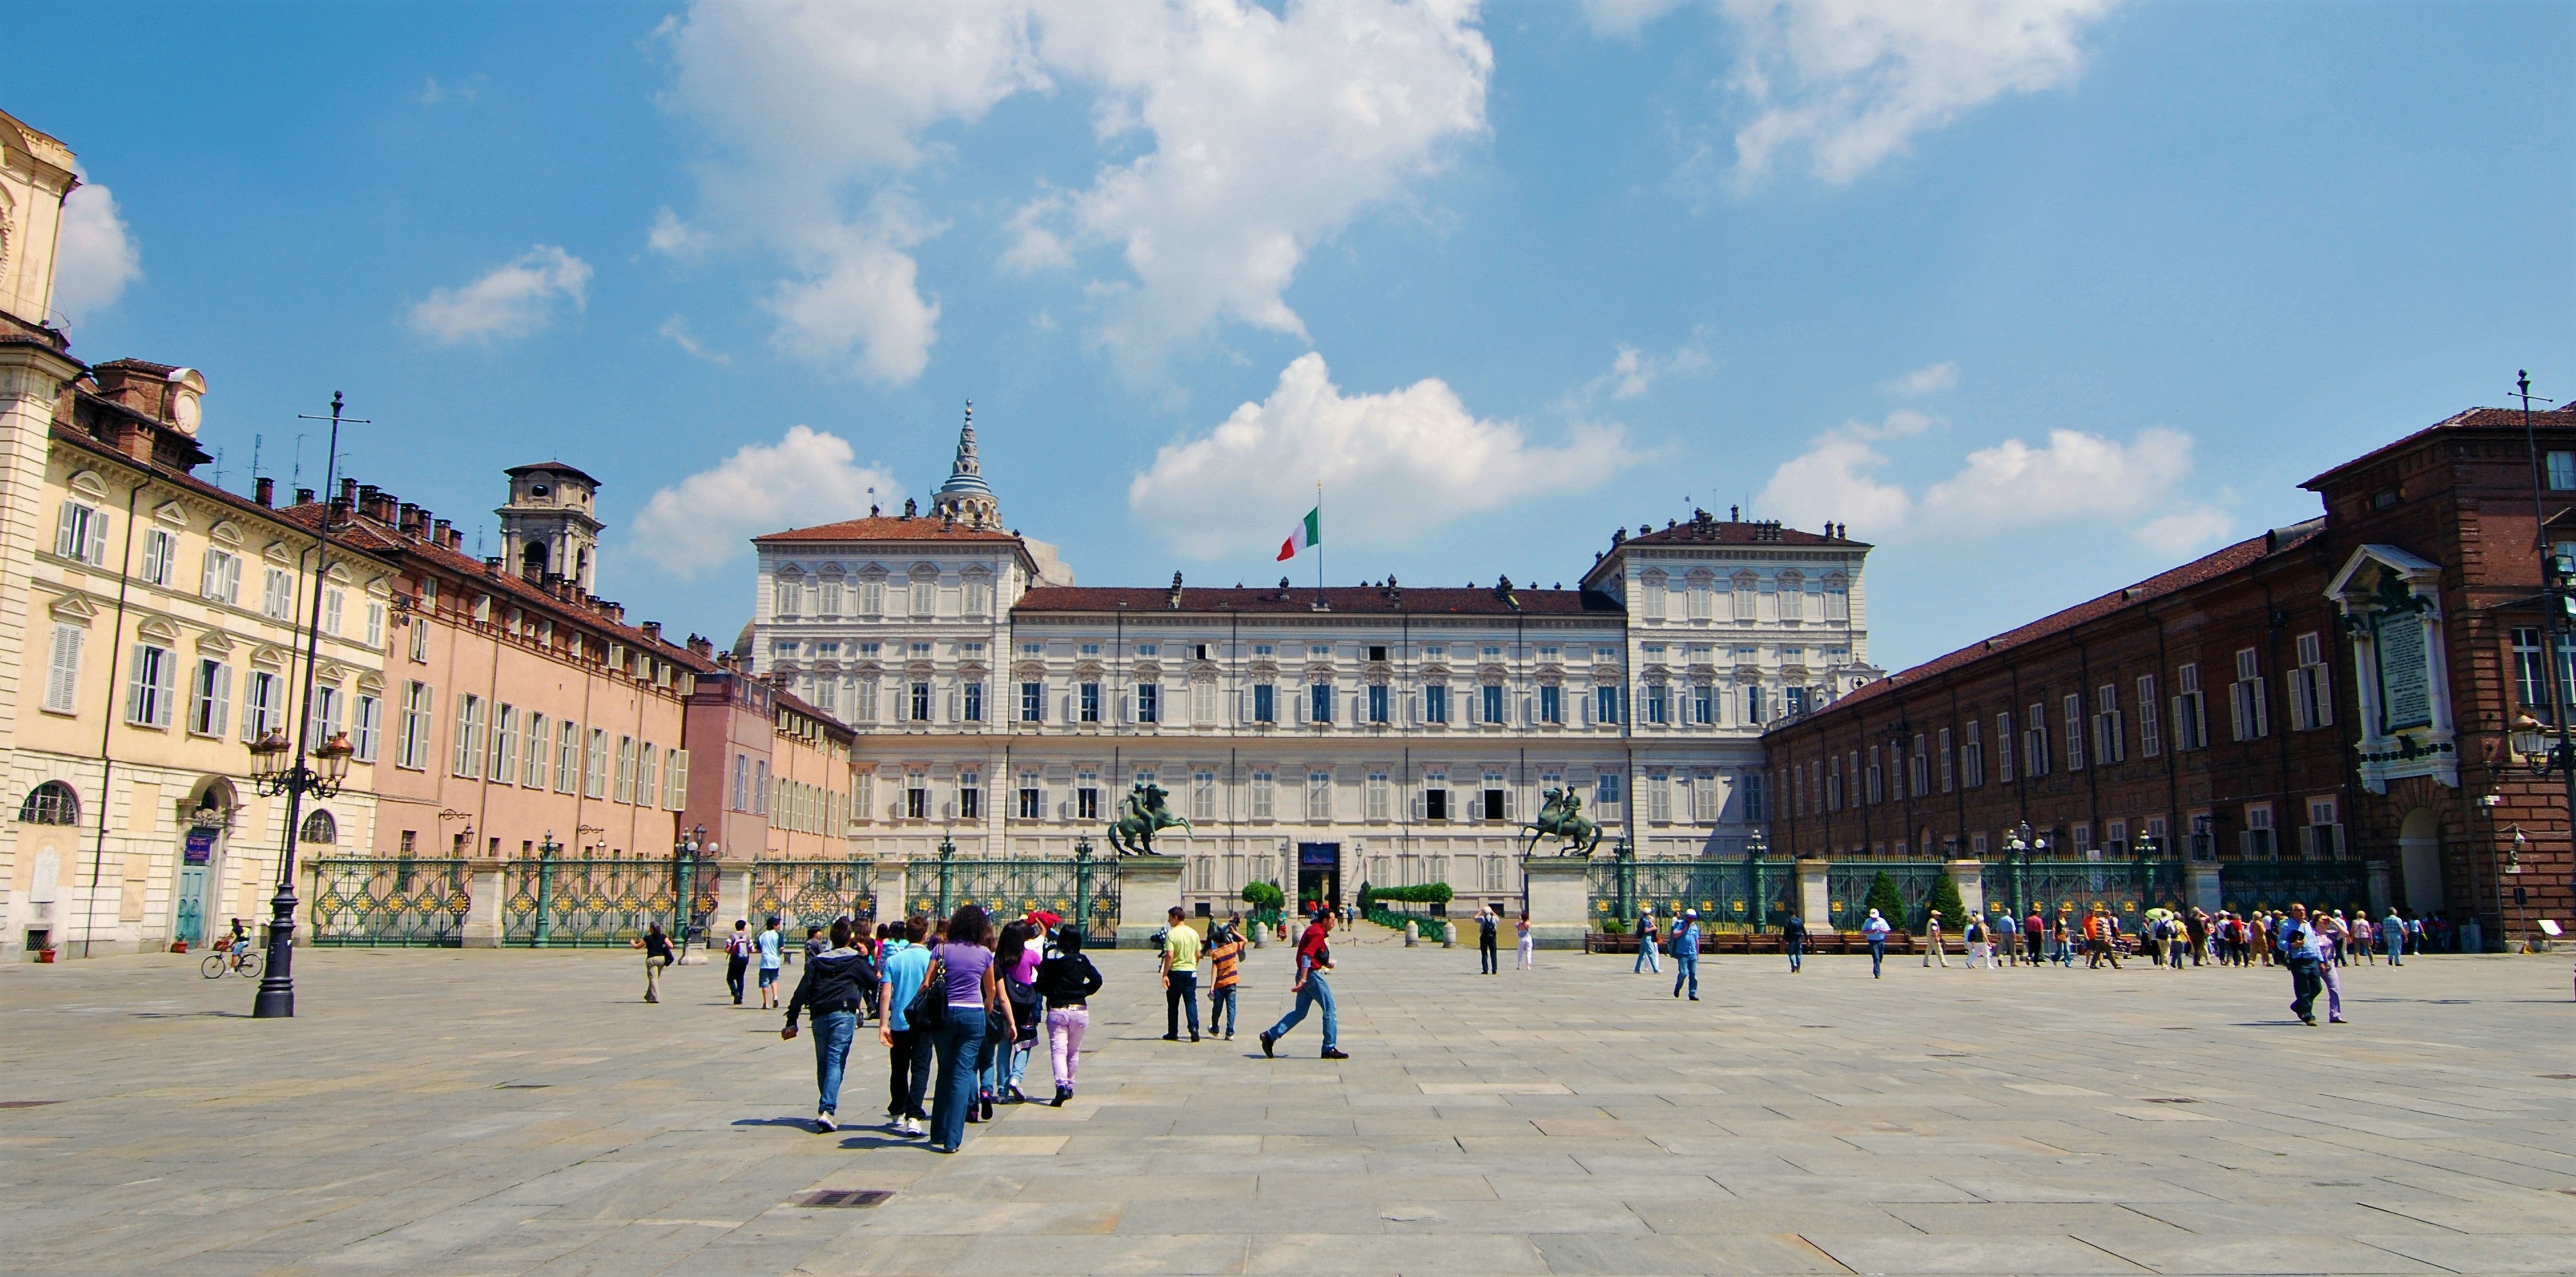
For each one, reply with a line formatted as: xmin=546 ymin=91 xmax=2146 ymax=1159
xmin=201 ymin=935 xmax=263 ymax=980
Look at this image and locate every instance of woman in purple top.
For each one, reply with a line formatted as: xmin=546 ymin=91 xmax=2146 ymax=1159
xmin=927 ymin=905 xmax=1010 ymax=1153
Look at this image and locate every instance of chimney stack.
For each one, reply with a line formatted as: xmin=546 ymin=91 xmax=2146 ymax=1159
xmin=254 ymin=477 xmax=275 ymax=507
xmin=432 ymin=517 xmax=452 ymax=545
xmin=641 ymin=621 xmax=663 ymax=643
xmin=295 ymin=487 xmax=315 ymax=506
xmin=687 ymin=634 xmax=714 ymax=658
xmin=339 ymin=478 xmax=358 ymax=505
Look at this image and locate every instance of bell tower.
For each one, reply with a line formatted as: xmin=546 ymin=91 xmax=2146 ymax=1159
xmin=929 ymin=401 xmax=1000 ymax=529
xmin=496 ymin=461 xmax=604 ymax=592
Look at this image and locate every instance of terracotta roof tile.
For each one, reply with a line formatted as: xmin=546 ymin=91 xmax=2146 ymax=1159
xmin=2303 ymin=404 xmax=2576 ymax=490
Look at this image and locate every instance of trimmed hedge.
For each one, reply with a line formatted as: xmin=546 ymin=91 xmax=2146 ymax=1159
xmin=1358 ymin=882 xmax=1453 ymax=909
xmin=1363 ymin=907 xmax=1448 ymax=943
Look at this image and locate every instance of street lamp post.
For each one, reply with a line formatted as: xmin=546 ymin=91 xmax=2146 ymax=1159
xmin=247 ymin=392 xmax=361 ymax=1019
xmin=535 ymin=831 xmax=562 ymax=947
xmin=2512 ymin=370 xmax=2576 ymax=946
xmin=673 ymin=824 xmax=712 ymax=962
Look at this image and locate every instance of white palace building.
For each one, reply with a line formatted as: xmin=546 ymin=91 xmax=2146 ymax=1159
xmin=746 ymin=413 xmax=1880 ymax=919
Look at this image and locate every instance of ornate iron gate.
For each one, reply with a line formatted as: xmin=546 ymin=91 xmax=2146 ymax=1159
xmin=902 ymin=855 xmax=1118 ymax=938
xmin=1589 ymin=857 xmax=1793 ymax=932
xmin=749 ymin=860 xmax=880 ymax=932
xmin=1985 ymin=857 xmax=2187 ymax=927
xmin=2220 ymin=861 xmax=2368 ymax=915
xmin=501 ymin=854 xmax=687 ymax=946
xmin=307 ymin=857 xmax=470 ymax=947
xmin=1824 ymin=861 xmax=1949 ymax=932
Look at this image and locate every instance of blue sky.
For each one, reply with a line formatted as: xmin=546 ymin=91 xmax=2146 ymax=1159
xmin=20 ymin=0 xmax=2572 ymax=669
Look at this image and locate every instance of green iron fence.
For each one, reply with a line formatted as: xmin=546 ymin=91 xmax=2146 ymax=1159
xmin=1982 ymin=857 xmax=2187 ymax=929
xmin=749 ymin=860 xmax=880 ymax=932
xmin=2220 ymin=861 xmax=2369 ymax=915
xmin=502 ymin=854 xmax=705 ymax=947
xmin=1824 ymin=861 xmax=1950 ymax=932
xmin=1587 ymin=857 xmax=1795 ymax=932
xmin=901 ymin=855 xmax=1120 ymax=940
xmin=307 ymin=857 xmax=470 ymax=947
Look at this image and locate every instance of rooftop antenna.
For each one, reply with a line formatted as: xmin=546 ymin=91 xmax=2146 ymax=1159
xmin=251 ymin=432 xmax=263 ymax=483
xmin=291 ymin=432 xmax=307 ymax=488
xmin=212 ymin=446 xmax=226 ymax=490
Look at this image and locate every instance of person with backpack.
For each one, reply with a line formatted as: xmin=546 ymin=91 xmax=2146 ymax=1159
xmin=995 ymin=921 xmax=1043 ymax=1102
xmin=1782 ymin=910 xmax=1805 ymax=973
xmin=724 ymin=919 xmax=753 ymax=1005
xmin=1964 ymin=915 xmax=1989 ymax=970
xmin=1035 ymin=923 xmax=1104 ymax=1105
xmin=1476 ymin=906 xmax=1500 ymax=975
xmin=780 ymin=917 xmax=871 ymax=1133
xmin=1670 ymin=909 xmax=1701 ymax=1000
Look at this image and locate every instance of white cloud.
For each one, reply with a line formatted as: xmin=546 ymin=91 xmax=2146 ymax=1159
xmin=1580 ymin=335 xmax=1713 ymax=402
xmin=1128 ymin=352 xmax=1635 ymax=558
xmin=647 ymin=208 xmax=709 ymax=259
xmin=2133 ymin=506 xmax=2231 ymax=555
xmin=1756 ymin=421 xmax=2197 ymax=543
xmin=1722 ymin=0 xmax=2119 ymax=185
xmin=658 ymin=315 xmax=730 ymax=364
xmin=52 ymin=172 xmax=142 ymax=320
xmin=660 ymin=0 xmax=1489 ymax=385
xmin=1845 ymin=408 xmax=1937 ymax=440
xmin=1582 ymin=0 xmax=1685 ymax=37
xmin=628 ymin=426 xmax=903 ymax=579
xmin=418 ymin=74 xmax=486 ymax=106
xmin=406 ymin=245 xmax=591 ymax=345
xmin=1885 ymin=359 xmax=1958 ymax=395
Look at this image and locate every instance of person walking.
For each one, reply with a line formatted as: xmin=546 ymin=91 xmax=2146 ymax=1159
xmin=780 ymin=917 xmax=870 ymax=1132
xmin=996 ymin=921 xmax=1042 ymax=1101
xmin=2317 ymin=923 xmax=2348 ymax=1023
xmin=926 ymin=905 xmax=1010 ymax=1154
xmin=1924 ymin=911 xmax=1948 ymax=968
xmin=1259 ymin=911 xmax=1348 ymax=1060
xmin=2276 ymin=903 xmax=2326 ymax=1026
xmin=1862 ymin=909 xmax=1891 ymax=978
xmin=876 ymin=915 xmax=935 ymax=1137
xmin=1159 ymin=907 xmax=1203 ymax=1043
xmin=724 ymin=919 xmax=753 ymax=1005
xmin=1782 ymin=910 xmax=1805 ymax=973
xmin=1635 ymin=906 xmax=1663 ymax=975
xmin=1035 ymin=923 xmax=1103 ymax=1105
xmin=1671 ymin=909 xmax=1701 ymax=1000
xmin=633 ymin=922 xmax=674 ymax=1003
xmin=1964 ymin=915 xmax=1989 ymax=970
xmin=2024 ymin=908 xmax=2045 ymax=966
xmin=2382 ymin=907 xmax=2405 ymax=966
xmin=1477 ymin=906 xmax=1500 ymax=975
xmin=1205 ymin=921 xmax=1245 ymax=1040
xmin=1516 ymin=912 xmax=1535 ymax=970
xmin=756 ymin=916 xmax=786 ymax=1010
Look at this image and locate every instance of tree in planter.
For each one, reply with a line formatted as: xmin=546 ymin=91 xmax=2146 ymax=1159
xmin=1922 ymin=873 xmax=1967 ymax=935
xmin=1241 ymin=880 xmax=1286 ymax=926
xmin=1863 ymin=871 xmax=1909 ymax=932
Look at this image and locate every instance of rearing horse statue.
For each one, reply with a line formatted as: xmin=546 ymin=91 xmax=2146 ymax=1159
xmin=1108 ymin=780 xmax=1192 ymax=856
xmin=1519 ymin=787 xmax=1602 ymax=857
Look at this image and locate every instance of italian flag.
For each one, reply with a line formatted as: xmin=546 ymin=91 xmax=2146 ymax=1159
xmin=1277 ymin=505 xmax=1321 ymax=561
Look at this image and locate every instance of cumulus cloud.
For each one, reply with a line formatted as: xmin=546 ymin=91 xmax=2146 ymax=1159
xmin=406 ymin=245 xmax=591 ymax=345
xmin=647 ymin=208 xmax=709 ymax=259
xmin=627 ymin=426 xmax=903 ymax=579
xmin=2133 ymin=505 xmax=2232 ymax=555
xmin=660 ymin=0 xmax=1489 ymax=385
xmin=1885 ymin=359 xmax=1958 ymax=396
xmin=52 ymin=171 xmax=142 ymax=320
xmin=1129 ymin=353 xmax=1635 ymax=559
xmin=658 ymin=315 xmax=730 ymax=364
xmin=1725 ymin=0 xmax=2120 ymax=185
xmin=1757 ymin=420 xmax=2201 ymax=545
xmin=1578 ymin=335 xmax=1714 ymax=402
xmin=1581 ymin=0 xmax=1685 ymax=37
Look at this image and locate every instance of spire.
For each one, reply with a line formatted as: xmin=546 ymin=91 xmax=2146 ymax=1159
xmin=930 ymin=398 xmax=999 ymax=527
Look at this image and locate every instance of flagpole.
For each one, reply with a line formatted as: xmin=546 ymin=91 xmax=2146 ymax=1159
xmin=1315 ymin=482 xmax=1325 ymax=607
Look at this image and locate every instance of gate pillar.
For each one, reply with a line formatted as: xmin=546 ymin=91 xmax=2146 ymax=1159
xmin=461 ymin=858 xmax=504 ymax=949
xmin=2185 ymin=863 xmax=2223 ymax=915
xmin=1796 ymin=858 xmax=1832 ymax=932
xmin=1117 ymin=855 xmax=1185 ymax=950
xmin=715 ymin=855 xmax=755 ymax=931
xmin=1946 ymin=860 xmax=1985 ymax=918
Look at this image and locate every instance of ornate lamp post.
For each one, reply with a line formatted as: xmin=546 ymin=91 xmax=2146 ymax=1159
xmin=534 ymin=831 xmax=562 ymax=948
xmin=673 ymin=823 xmax=711 ymax=961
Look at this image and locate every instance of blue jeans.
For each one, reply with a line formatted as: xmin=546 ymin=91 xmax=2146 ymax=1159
xmin=1673 ymin=954 xmax=1698 ymax=998
xmin=1265 ymin=974 xmax=1337 ymax=1052
xmin=1867 ymin=938 xmax=1886 ymax=977
xmin=930 ymin=1012 xmax=987 ymax=1151
xmin=1786 ymin=934 xmax=1802 ymax=972
xmin=2287 ymin=956 xmax=2323 ymax=1022
xmin=2385 ymin=934 xmax=2402 ymax=966
xmin=1635 ymin=940 xmax=1661 ymax=973
xmin=975 ymin=1014 xmax=1005 ymax=1095
xmin=810 ymin=1010 xmax=856 ymax=1116
xmin=1207 ymin=984 xmax=1238 ymax=1036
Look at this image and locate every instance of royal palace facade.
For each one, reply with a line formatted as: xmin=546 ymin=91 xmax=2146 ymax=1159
xmin=746 ymin=414 xmax=1881 ymax=919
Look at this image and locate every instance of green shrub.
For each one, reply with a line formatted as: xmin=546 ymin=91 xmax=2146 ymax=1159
xmin=1363 ymin=906 xmax=1447 ymax=942
xmin=1600 ymin=916 xmax=1629 ymax=935
xmin=1357 ymin=882 xmax=1453 ymax=910
xmin=1863 ymin=871 xmax=1907 ymax=931
xmin=1923 ymin=873 xmax=1967 ymax=934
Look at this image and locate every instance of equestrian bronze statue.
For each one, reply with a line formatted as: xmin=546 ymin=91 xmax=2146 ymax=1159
xmin=1107 ymin=780 xmax=1192 ymax=855
xmin=1519 ymin=786 xmax=1603 ymax=857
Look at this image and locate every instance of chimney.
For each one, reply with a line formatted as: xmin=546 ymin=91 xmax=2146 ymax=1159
xmin=295 ymin=487 xmax=315 ymax=506
xmin=641 ymin=621 xmax=663 ymax=644
xmin=329 ymin=496 xmax=351 ymax=523
xmin=432 ymin=518 xmax=452 ymax=545
xmin=254 ymin=477 xmax=275 ymax=507
xmin=446 ymin=527 xmax=464 ymax=550
xmin=339 ymin=478 xmax=358 ymax=505
xmin=687 ymin=634 xmax=714 ymax=658
xmin=483 ymin=556 xmax=502 ymax=577
xmin=399 ymin=503 xmax=420 ymax=534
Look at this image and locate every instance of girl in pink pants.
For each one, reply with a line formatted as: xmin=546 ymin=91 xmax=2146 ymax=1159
xmin=1033 ymin=924 xmax=1104 ymax=1106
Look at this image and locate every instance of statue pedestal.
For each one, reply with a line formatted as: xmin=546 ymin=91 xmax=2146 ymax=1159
xmin=461 ymin=859 xmax=504 ymax=949
xmin=1522 ymin=856 xmax=1591 ymax=950
xmin=1116 ymin=856 xmax=1184 ymax=950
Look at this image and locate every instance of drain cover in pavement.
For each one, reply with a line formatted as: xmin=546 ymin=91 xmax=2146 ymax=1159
xmin=793 ymin=1189 xmax=893 ymax=1208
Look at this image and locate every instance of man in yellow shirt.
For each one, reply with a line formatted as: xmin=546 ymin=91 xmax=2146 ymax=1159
xmin=1159 ymin=907 xmax=1203 ymax=1043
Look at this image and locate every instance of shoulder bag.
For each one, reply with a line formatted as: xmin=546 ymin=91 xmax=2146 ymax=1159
xmin=905 ymin=954 xmax=949 ymax=1032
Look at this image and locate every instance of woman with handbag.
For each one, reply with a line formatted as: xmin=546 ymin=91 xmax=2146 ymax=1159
xmin=925 ymin=905 xmax=1012 ymax=1154
xmin=994 ymin=921 xmax=1043 ymax=1103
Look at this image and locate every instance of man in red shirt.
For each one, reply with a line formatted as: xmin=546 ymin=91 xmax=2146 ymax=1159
xmin=1258 ymin=911 xmax=1348 ymax=1060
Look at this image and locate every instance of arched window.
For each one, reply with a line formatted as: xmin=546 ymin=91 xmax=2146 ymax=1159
xmin=17 ymin=780 xmax=80 ymax=826
xmin=299 ymin=809 xmax=337 ymax=845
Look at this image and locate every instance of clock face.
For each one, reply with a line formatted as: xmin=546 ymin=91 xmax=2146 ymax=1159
xmin=171 ymin=391 xmax=202 ymax=434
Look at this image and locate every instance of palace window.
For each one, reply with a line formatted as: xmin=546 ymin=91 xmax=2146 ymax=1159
xmin=1937 ymin=727 xmax=1953 ymax=792
xmin=1742 ymin=772 xmax=1764 ymax=821
xmin=1192 ymin=681 xmax=1217 ymax=725
xmin=1691 ymin=771 xmax=1719 ymax=821
xmin=140 ymin=528 xmax=175 ymax=586
xmin=1692 ymin=683 xmax=1714 ymax=726
xmin=1019 ymin=773 xmax=1043 ymax=819
xmin=1996 ymin=712 xmax=2014 ymax=782
xmin=1421 ymin=683 xmax=1446 ymax=724
xmin=1482 ymin=772 xmax=1508 ymax=821
xmin=1646 ymin=772 xmax=1671 ymax=823
xmin=1249 ymin=770 xmax=1274 ymax=819
xmin=262 ymin=567 xmax=297 ymax=622
xmin=910 ymin=681 xmax=932 ymax=722
xmin=201 ymin=548 xmax=240 ymax=605
xmin=1593 ymin=771 xmax=1623 ymax=817
xmin=396 ymin=682 xmax=432 ymax=770
xmin=556 ymin=721 xmax=580 ymax=793
xmin=2173 ymin=664 xmax=2207 ymax=751
xmin=1077 ymin=771 xmax=1101 ymax=821
xmin=1482 ymin=683 xmax=1504 ymax=724
xmin=1311 ymin=683 xmax=1333 ymax=724
xmin=1595 ymin=684 xmax=1621 ymax=726
xmin=2289 ymin=631 xmax=2336 ymax=730
xmin=1645 ymin=682 xmax=1669 ymax=726
xmin=1961 ymin=720 xmax=1983 ymax=787
xmin=54 ymin=499 xmax=108 ymax=566
xmin=125 ymin=641 xmax=176 ymax=728
xmin=1021 ymin=681 xmax=1045 ymax=722
xmin=2229 ymin=647 xmax=2269 ymax=741
xmin=1539 ymin=684 xmax=1562 ymax=724
xmin=524 ymin=714 xmax=548 ymax=787
xmin=2023 ymin=702 xmax=2050 ymax=776
xmin=2138 ymin=675 xmax=2163 ymax=756
xmin=2063 ymin=694 xmax=2084 ymax=770
xmin=957 ymin=772 xmax=981 ymax=821
xmin=1366 ymin=772 xmax=1390 ymax=821
xmin=451 ymin=694 xmax=485 ymax=778
xmin=353 ymin=693 xmax=381 ymax=762
xmin=1136 ymin=682 xmax=1158 ymax=724
xmin=2094 ymin=684 xmax=2125 ymax=764
xmin=1252 ymin=682 xmax=1277 ymax=724
xmin=1306 ymin=770 xmax=1333 ymax=820
xmin=2551 ymin=450 xmax=2576 ymax=490
xmin=1193 ymin=770 xmax=1216 ymax=821
xmin=907 ymin=774 xmax=929 ymax=820
xmin=1080 ymin=682 xmax=1102 ymax=724
xmin=1423 ymin=775 xmax=1449 ymax=821
xmin=1909 ymin=734 xmax=1928 ymax=794
xmin=1367 ymin=684 xmax=1389 ymax=724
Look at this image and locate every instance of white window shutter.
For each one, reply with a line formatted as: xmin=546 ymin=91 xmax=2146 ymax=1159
xmin=55 ymin=503 xmax=77 ymax=559
xmin=89 ymin=511 xmax=109 ymax=566
xmin=2315 ymin=667 xmax=2333 ymax=727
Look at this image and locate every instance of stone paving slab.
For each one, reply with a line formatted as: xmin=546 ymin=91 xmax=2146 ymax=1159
xmin=3 ymin=944 xmax=2574 ymax=1274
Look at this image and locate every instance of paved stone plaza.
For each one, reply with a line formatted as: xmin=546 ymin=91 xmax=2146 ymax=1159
xmin=3 ymin=937 xmax=2573 ymax=1276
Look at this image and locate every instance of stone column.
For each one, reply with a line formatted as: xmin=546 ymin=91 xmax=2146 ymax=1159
xmin=714 ymin=855 xmax=755 ymax=930
xmin=2185 ymin=863 xmax=2222 ymax=915
xmin=1946 ymin=860 xmax=1985 ymax=917
xmin=2365 ymin=861 xmax=2393 ymax=914
xmin=1796 ymin=858 xmax=1832 ymax=932
xmin=1522 ymin=855 xmax=1590 ymax=950
xmin=1118 ymin=855 xmax=1185 ymax=950
xmin=460 ymin=858 xmax=505 ymax=948
xmin=874 ymin=858 xmax=906 ymax=925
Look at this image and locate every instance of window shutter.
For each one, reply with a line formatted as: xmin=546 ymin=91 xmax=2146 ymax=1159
xmin=1410 ymin=791 xmax=1424 ymax=820
xmin=124 ymin=647 xmax=150 ymax=724
xmin=1503 ymin=786 xmax=1515 ymax=820
xmin=55 ymin=503 xmax=77 ymax=559
xmin=2313 ymin=667 xmax=2332 ymax=727
xmin=2287 ymin=672 xmax=2309 ymax=732
xmin=2252 ymin=676 xmax=2268 ymax=737
xmin=89 ymin=511 xmax=109 ymax=566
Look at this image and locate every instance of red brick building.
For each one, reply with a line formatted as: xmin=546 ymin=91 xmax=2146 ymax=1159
xmin=1764 ymin=403 xmax=2576 ymax=949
